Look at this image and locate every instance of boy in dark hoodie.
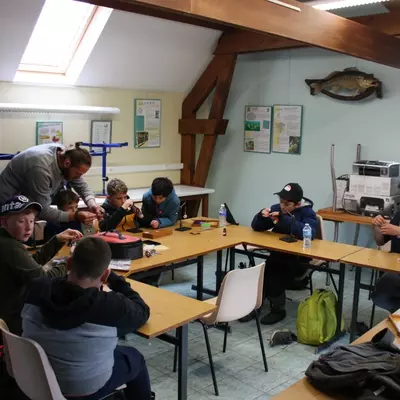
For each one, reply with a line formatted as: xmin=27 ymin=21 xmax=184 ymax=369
xmin=247 ymin=183 xmax=317 ymax=325
xmin=140 ymin=177 xmax=180 ymax=229
xmin=99 ymin=178 xmax=143 ymax=232
xmin=22 ymin=236 xmax=152 ymax=400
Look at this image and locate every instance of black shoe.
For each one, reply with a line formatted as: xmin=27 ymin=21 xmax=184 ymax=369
xmin=287 ymin=276 xmax=309 ymax=291
xmin=238 ymin=311 xmax=256 ymax=323
xmin=261 ymin=309 xmax=286 ymax=325
xmin=151 ymin=391 xmax=156 ymax=400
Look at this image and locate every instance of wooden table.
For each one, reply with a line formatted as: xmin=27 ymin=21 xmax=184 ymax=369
xmin=342 ymin=248 xmax=400 ymax=341
xmin=128 ymin=279 xmax=216 ymax=400
xmin=234 ymin=227 xmax=362 ymax=262
xmin=229 ymin=226 xmax=363 ymax=339
xmin=271 ymin=316 xmax=394 ymax=399
xmin=318 ymin=207 xmax=373 ymax=226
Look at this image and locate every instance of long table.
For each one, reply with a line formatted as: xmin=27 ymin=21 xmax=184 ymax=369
xmin=271 ymin=315 xmax=396 ymax=399
xmin=341 ymin=248 xmax=400 ymax=341
xmin=128 ymin=279 xmax=216 ymax=400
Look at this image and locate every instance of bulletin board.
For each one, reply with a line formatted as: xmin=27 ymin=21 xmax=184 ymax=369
xmin=134 ymin=99 xmax=161 ymax=148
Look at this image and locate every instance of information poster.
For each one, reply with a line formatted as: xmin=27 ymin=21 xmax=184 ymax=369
xmin=244 ymin=106 xmax=272 ymax=153
xmin=90 ymin=120 xmax=112 ymax=153
xmin=272 ymin=105 xmax=303 ymax=155
xmin=36 ymin=121 xmax=63 ymax=145
xmin=134 ymin=99 xmax=161 ymax=148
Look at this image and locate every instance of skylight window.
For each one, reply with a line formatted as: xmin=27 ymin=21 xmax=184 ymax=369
xmin=14 ymin=0 xmax=112 ymax=85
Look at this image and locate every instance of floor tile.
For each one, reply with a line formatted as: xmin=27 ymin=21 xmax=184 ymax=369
xmin=151 ymin=375 xmax=195 ymax=399
xmin=146 ymin=349 xmax=197 ymax=373
xmin=199 ymin=376 xmax=263 ymax=400
xmin=187 ymin=393 xmax=213 ymax=400
xmin=234 ymin=336 xmax=286 ymax=362
xmin=210 ymin=350 xmax=257 ymax=375
xmin=235 ymin=364 xmax=290 ymax=393
xmin=168 ymin=360 xmax=229 ymax=391
xmin=266 ymin=373 xmax=305 ymax=396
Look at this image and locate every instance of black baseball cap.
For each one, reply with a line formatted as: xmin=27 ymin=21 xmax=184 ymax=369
xmin=0 ymin=195 xmax=42 ymax=216
xmin=274 ymin=183 xmax=303 ymax=203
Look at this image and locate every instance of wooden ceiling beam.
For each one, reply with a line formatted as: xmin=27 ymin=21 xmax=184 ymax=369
xmin=352 ymin=11 xmax=400 ymax=36
xmin=78 ymin=0 xmax=227 ymax=31
xmin=215 ymin=11 xmax=400 ymax=55
xmin=81 ymin=0 xmax=400 ymax=68
xmin=215 ymin=31 xmax=305 ymax=55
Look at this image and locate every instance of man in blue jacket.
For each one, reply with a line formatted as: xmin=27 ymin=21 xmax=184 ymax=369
xmin=140 ymin=178 xmax=180 ymax=229
xmin=244 ymin=183 xmax=317 ymax=325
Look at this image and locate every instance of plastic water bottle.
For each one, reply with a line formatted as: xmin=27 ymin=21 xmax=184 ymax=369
xmin=303 ymin=223 xmax=312 ymax=249
xmin=218 ymin=204 xmax=227 ymax=227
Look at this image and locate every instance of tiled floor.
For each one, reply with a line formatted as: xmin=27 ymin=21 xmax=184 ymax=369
xmin=120 ymin=253 xmax=388 ymax=400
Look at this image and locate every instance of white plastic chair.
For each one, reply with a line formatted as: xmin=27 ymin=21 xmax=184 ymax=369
xmin=0 ymin=319 xmax=67 ymax=400
xmin=0 ymin=319 xmax=126 ymax=400
xmin=199 ymin=263 xmax=268 ymax=395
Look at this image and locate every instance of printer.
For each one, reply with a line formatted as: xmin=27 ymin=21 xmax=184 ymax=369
xmin=343 ymin=160 xmax=400 ymax=217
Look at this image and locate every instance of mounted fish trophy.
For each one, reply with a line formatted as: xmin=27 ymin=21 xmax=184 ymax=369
xmin=305 ymin=68 xmax=382 ymax=101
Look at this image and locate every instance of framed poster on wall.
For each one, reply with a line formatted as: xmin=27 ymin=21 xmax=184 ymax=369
xmin=90 ymin=120 xmax=112 ymax=153
xmin=134 ymin=99 xmax=161 ymax=148
xmin=36 ymin=121 xmax=63 ymax=145
xmin=272 ymin=105 xmax=303 ymax=155
xmin=244 ymin=105 xmax=272 ymax=153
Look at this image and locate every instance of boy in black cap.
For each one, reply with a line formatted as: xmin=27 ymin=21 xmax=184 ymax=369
xmin=244 ymin=183 xmax=317 ymax=325
xmin=0 ymin=195 xmax=82 ymax=334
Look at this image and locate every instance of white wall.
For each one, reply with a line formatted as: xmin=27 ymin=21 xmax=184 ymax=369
xmin=0 ymin=82 xmax=184 ymax=191
xmin=207 ymin=48 xmax=400 ymax=244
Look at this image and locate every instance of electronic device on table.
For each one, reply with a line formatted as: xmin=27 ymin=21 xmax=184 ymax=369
xmin=343 ymin=160 xmax=400 ymax=218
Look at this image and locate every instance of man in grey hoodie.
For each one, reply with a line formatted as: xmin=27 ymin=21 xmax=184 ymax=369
xmin=0 ymin=143 xmax=102 ymax=224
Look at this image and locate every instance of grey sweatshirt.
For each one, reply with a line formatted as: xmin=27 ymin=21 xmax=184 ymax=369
xmin=0 ymin=144 xmax=95 ymax=222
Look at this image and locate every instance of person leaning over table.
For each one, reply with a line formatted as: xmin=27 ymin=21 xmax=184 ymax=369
xmin=0 ymin=195 xmax=82 ymax=336
xmin=0 ymin=143 xmax=102 ymax=225
xmin=371 ymin=213 xmax=400 ymax=313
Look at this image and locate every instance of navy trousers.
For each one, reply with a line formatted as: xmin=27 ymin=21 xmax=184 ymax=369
xmin=71 ymin=346 xmax=152 ymax=400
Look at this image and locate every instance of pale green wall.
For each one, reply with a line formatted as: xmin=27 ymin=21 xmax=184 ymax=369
xmin=207 ymin=48 xmax=400 ymax=244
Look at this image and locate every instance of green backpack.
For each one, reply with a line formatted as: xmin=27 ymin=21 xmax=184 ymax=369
xmin=296 ymin=289 xmax=344 ymax=345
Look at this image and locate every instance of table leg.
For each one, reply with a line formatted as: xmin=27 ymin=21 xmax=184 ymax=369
xmin=216 ymin=250 xmax=223 ymax=292
xmin=197 ymin=256 xmax=204 ymax=300
xmin=229 ymin=247 xmax=236 ymax=271
xmin=350 ymin=266 xmax=362 ymax=342
xmin=350 ymin=224 xmax=360 ymax=271
xmin=201 ymin=194 xmax=209 ymax=217
xmin=177 ymin=324 xmax=188 ymax=400
xmin=336 ymin=262 xmax=346 ymax=336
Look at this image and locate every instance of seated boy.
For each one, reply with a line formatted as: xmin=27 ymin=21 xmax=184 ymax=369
xmin=44 ymin=189 xmax=86 ymax=241
xmin=246 ymin=183 xmax=317 ymax=325
xmin=371 ymin=213 xmax=400 ymax=312
xmin=99 ymin=178 xmax=143 ymax=232
xmin=140 ymin=177 xmax=180 ymax=229
xmin=0 ymin=195 xmax=82 ymax=335
xmin=22 ymin=236 xmax=152 ymax=400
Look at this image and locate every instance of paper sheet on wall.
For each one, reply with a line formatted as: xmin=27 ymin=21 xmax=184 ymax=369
xmin=91 ymin=121 xmax=112 ymax=152
xmin=36 ymin=121 xmax=63 ymax=145
xmin=134 ymin=99 xmax=161 ymax=148
xmin=272 ymin=105 xmax=303 ymax=154
xmin=244 ymin=106 xmax=272 ymax=153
